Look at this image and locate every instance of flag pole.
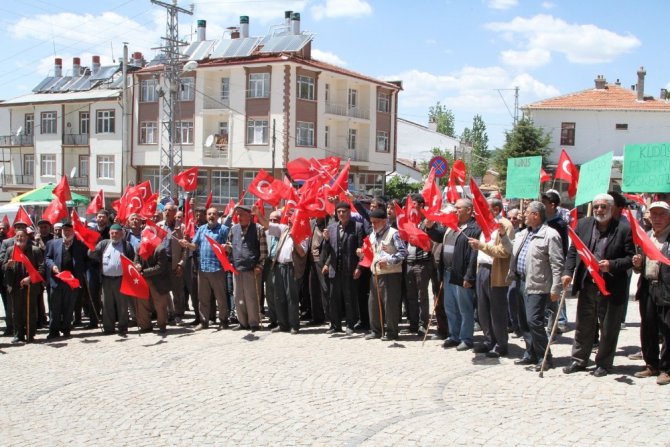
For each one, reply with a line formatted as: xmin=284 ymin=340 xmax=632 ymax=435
xmin=422 ymin=279 xmax=444 ymax=347
xmin=539 ymin=289 xmax=568 ymax=378
xmin=26 ymin=284 xmax=30 ymax=342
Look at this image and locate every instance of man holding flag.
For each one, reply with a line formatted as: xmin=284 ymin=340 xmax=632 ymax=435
xmin=562 ymin=194 xmax=634 ymax=378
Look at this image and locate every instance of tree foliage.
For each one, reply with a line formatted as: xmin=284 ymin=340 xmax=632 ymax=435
xmin=386 ymin=174 xmax=420 ymax=200
xmin=493 ymin=117 xmax=551 ymax=184
xmin=428 ymin=102 xmax=456 ymax=137
xmin=468 ymin=114 xmax=490 ymax=178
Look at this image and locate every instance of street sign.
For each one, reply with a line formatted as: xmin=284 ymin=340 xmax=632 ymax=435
xmin=429 ymin=156 xmax=449 ymax=178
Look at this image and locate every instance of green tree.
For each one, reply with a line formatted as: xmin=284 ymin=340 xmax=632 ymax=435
xmin=468 ymin=114 xmax=490 ymax=178
xmin=493 ymin=116 xmax=551 ymax=187
xmin=428 ymin=102 xmax=456 ymax=137
xmin=419 ymin=147 xmax=455 ymax=187
xmin=385 ymin=174 xmax=420 ymax=200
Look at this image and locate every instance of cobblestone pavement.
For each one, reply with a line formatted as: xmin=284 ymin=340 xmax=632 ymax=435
xmin=0 ymin=296 xmax=668 ymax=446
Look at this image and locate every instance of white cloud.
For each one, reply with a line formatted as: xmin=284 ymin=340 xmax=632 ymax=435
xmin=192 ymin=0 xmax=308 ymax=31
xmin=486 ymin=0 xmax=518 ymax=10
xmin=541 ymin=2 xmax=556 ymax=9
xmin=500 ymin=48 xmax=551 ymax=69
xmin=486 ymin=14 xmax=641 ymax=65
xmin=311 ymin=0 xmax=373 ymax=20
xmin=312 ymin=48 xmax=347 ymax=66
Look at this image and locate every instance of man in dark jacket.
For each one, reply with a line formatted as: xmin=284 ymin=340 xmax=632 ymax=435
xmin=135 ymin=241 xmax=171 ymax=335
xmin=562 ymin=194 xmax=634 ymax=377
xmin=426 ymin=198 xmax=481 ymax=350
xmin=45 ymin=222 xmax=88 ymax=339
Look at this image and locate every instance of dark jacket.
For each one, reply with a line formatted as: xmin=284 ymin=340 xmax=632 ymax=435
xmin=322 ymin=219 xmax=365 ymax=279
xmin=135 ymin=244 xmax=170 ymax=295
xmin=426 ymin=218 xmax=481 ymax=286
xmin=634 ymin=227 xmax=670 ymax=306
xmin=2 ymin=244 xmax=45 ymax=294
xmin=564 ymin=217 xmax=634 ymax=305
xmin=45 ymin=238 xmax=88 ymax=290
xmin=88 ymin=238 xmax=136 ymax=279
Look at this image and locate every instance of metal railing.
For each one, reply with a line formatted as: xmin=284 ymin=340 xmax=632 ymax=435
xmin=2 ymin=174 xmax=34 ymax=185
xmin=70 ymin=176 xmax=89 ymax=187
xmin=325 ymin=102 xmax=370 ymax=120
xmin=203 ymin=97 xmax=229 ymax=110
xmin=0 ymin=135 xmax=34 ymax=146
xmin=63 ymin=134 xmax=89 ymax=145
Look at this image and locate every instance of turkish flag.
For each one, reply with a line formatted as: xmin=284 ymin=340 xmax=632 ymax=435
xmin=358 ymin=235 xmax=374 ymax=268
xmin=13 ymin=205 xmax=34 ymax=227
xmin=71 ymin=210 xmax=100 ymax=251
xmin=623 ymin=193 xmax=646 ymax=208
xmin=42 ymin=198 xmax=68 ymax=225
xmin=138 ymin=219 xmax=168 ymax=261
xmin=394 ymin=202 xmax=409 ymax=241
xmin=328 ymin=159 xmax=350 ymax=196
xmin=205 ymin=235 xmax=238 ymax=274
xmin=422 ymin=167 xmax=442 ymax=213
xmin=120 ymin=255 xmax=150 ymax=299
xmin=555 ymin=149 xmax=579 ymax=198
xmin=184 ymin=209 xmax=196 ymax=239
xmin=223 ymin=198 xmax=235 ymax=216
xmin=11 ymin=244 xmax=44 ymax=283
xmin=134 ymin=180 xmax=153 ymax=202
xmin=53 ymin=175 xmax=72 ymax=203
xmin=280 ymin=187 xmax=299 ymax=225
xmin=540 ymin=168 xmax=551 ymax=183
xmin=297 ymin=179 xmax=328 ymax=218
xmin=86 ymin=189 xmax=105 ymax=215
xmin=567 ymin=227 xmax=610 ymax=296
xmin=405 ymin=194 xmax=422 ymax=225
xmin=400 ymin=221 xmax=431 ymax=252
xmin=174 ymin=167 xmax=199 ymax=192
xmin=470 ymin=178 xmax=497 ymax=242
xmin=248 ymin=169 xmax=287 ymax=207
xmin=117 ymin=185 xmax=144 ymax=222
xmin=204 ymin=190 xmax=213 ymax=210
xmin=446 ymin=174 xmax=460 ymax=204
xmin=451 ymin=160 xmax=467 ymax=185
xmin=290 ymin=208 xmax=311 ymax=245
xmin=569 ymin=208 xmax=578 ymax=230
xmin=55 ymin=271 xmax=80 ymax=289
xmin=139 ymin=193 xmax=159 ymax=220
xmin=287 ymin=156 xmax=340 ymax=182
xmin=623 ymin=208 xmax=670 ymax=267
xmin=423 ymin=209 xmax=460 ymax=231
xmin=3 ymin=215 xmax=15 ymax=238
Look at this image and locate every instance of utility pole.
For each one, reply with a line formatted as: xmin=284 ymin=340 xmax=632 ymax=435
xmin=121 ymin=43 xmax=130 ymax=191
xmin=151 ymin=0 xmax=192 ymax=199
xmin=514 ymin=86 xmax=519 ymax=125
xmin=272 ymin=119 xmax=276 ymax=175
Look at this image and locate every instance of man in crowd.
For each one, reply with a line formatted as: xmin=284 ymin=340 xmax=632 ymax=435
xmin=158 ymin=203 xmax=188 ymax=324
xmin=507 ymin=201 xmax=564 ymax=372
xmin=308 ymin=217 xmax=329 ymax=325
xmin=541 ymin=191 xmax=569 ymax=334
xmin=562 ymin=194 xmax=634 ymax=377
xmin=135 ymin=230 xmax=171 ymax=335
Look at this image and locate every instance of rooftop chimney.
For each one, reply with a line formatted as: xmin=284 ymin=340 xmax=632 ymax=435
xmin=54 ymin=58 xmax=62 ymax=77
xmin=92 ymin=55 xmax=101 ymax=75
xmin=132 ymin=52 xmax=144 ymax=67
xmin=285 ymin=10 xmax=293 ymax=28
xmin=615 ymin=78 xmax=621 ymax=86
xmin=637 ymin=66 xmax=646 ymax=101
xmin=197 ymin=19 xmax=206 ymax=41
xmin=72 ymin=57 xmax=81 ymax=76
xmin=661 ymin=88 xmax=668 ymax=101
xmin=291 ymin=12 xmax=301 ymax=35
xmin=594 ymin=74 xmax=607 ymax=89
xmin=240 ymin=16 xmax=249 ymax=38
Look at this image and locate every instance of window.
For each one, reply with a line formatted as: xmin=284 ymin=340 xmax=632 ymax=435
xmin=140 ymin=122 xmax=158 ymax=144
xmin=24 ymin=114 xmax=34 ymax=135
xmin=175 ymin=122 xmax=193 ymax=144
xmin=218 ymin=121 xmax=229 ymax=136
xmin=377 ymin=92 xmax=390 ymax=113
xmin=220 ymin=77 xmax=230 ymax=102
xmin=348 ymin=88 xmax=358 ymax=108
xmin=325 ymin=84 xmax=330 ymax=103
xmin=23 ymin=154 xmax=34 ymax=176
xmin=140 ymin=79 xmax=158 ymax=102
xmin=79 ymin=112 xmax=89 ymax=135
xmin=96 ymin=110 xmax=115 ymax=133
xmin=41 ymin=111 xmax=57 ymax=134
xmin=616 ymin=123 xmax=628 ymax=130
xmin=248 ymin=73 xmax=270 ymax=98
xmin=243 ymin=171 xmax=259 ymax=205
xmin=179 ymin=77 xmax=195 ymax=101
xmin=296 ymin=121 xmax=314 ymax=146
xmin=297 ymin=75 xmax=315 ymax=100
xmin=79 ymin=155 xmax=89 ymax=178
xmin=211 ymin=169 xmax=239 ymax=204
xmin=247 ymin=119 xmax=268 ymax=144
xmin=140 ymin=167 xmax=161 ymax=194
xmin=324 ymin=125 xmax=329 ymax=147
xmin=358 ymin=173 xmax=384 ymax=195
xmin=348 ymin=128 xmax=357 ymax=150
xmin=40 ymin=154 xmax=56 ymax=177
xmin=560 ymin=122 xmax=575 ymax=146
xmin=376 ymin=131 xmax=389 ymax=152
xmin=97 ymin=155 xmax=115 ymax=179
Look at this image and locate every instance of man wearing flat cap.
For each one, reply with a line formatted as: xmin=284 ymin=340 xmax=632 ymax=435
xmin=562 ymin=193 xmax=634 ymax=377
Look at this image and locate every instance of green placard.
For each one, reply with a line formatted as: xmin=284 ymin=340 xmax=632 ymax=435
xmin=575 ymin=151 xmax=613 ymax=206
xmin=505 ymin=156 xmax=541 ymax=199
xmin=622 ymin=143 xmax=670 ymax=193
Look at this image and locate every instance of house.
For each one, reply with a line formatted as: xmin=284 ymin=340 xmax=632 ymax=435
xmin=396 ymin=117 xmax=470 ymax=164
xmin=389 ymin=158 xmax=423 ymax=183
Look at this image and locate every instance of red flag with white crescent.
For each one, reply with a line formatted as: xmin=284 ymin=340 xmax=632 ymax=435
xmin=422 ymin=167 xmax=442 ymax=213
xmin=71 ymin=210 xmax=100 ymax=251
xmin=53 ymin=175 xmax=72 ymax=203
xmin=248 ymin=169 xmax=286 ymax=207
xmin=289 ymin=208 xmax=311 ymax=245
xmin=55 ymin=271 xmax=80 ymax=289
xmin=567 ymin=227 xmax=610 ymax=296
xmin=205 ymin=235 xmax=238 ymax=274
xmin=86 ymin=189 xmax=105 ymax=215
xmin=42 ymin=198 xmax=68 ymax=225
xmin=173 ymin=167 xmax=199 ymax=192
xmin=555 ymin=149 xmax=579 ymax=198
xmin=139 ymin=193 xmax=159 ymax=220
xmin=11 ymin=244 xmax=44 ymax=283
xmin=120 ymin=255 xmax=150 ymax=299
xmin=138 ymin=219 xmax=168 ymax=261
xmin=623 ymin=208 xmax=670 ymax=267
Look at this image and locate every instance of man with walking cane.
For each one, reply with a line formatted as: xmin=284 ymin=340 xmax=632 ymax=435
xmin=363 ymin=208 xmax=407 ymax=341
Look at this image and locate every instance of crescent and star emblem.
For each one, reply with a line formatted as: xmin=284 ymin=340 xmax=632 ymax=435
xmin=562 ymin=160 xmax=572 ymax=177
xmin=257 ymin=180 xmax=272 ymax=196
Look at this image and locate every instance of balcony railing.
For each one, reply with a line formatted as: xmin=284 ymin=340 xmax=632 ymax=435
xmin=70 ymin=176 xmax=89 ymax=187
xmin=204 ymin=135 xmax=229 ymax=162
xmin=0 ymin=135 xmax=34 ymax=146
xmin=347 ymin=148 xmax=369 ymax=162
xmin=2 ymin=174 xmax=34 ymax=186
xmin=63 ymin=134 xmax=89 ymax=145
xmin=325 ymin=102 xmax=370 ymax=120
xmin=203 ymin=97 xmax=229 ymax=110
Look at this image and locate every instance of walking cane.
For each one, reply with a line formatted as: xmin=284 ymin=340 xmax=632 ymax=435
xmin=422 ymin=280 xmax=444 ymax=347
xmin=26 ymin=284 xmax=30 ymax=342
xmin=82 ymin=276 xmax=104 ymax=333
xmin=539 ymin=289 xmax=568 ymax=378
xmin=372 ymin=261 xmax=384 ymax=339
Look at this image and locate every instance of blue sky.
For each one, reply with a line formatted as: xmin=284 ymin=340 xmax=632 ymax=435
xmin=0 ymin=0 xmax=667 ymax=156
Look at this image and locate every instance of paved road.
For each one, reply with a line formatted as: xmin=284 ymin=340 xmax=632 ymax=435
xmin=0 ymin=296 xmax=668 ymax=446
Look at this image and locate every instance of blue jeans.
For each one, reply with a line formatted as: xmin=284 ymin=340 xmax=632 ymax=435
xmin=443 ymin=270 xmax=475 ymax=345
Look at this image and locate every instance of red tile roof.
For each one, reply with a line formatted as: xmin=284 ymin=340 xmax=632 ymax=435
xmin=525 ymin=84 xmax=670 ymax=111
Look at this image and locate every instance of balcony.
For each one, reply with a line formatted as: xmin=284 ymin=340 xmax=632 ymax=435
xmin=2 ymin=174 xmax=34 ymax=186
xmin=325 ymin=102 xmax=369 ymax=120
xmin=63 ymin=134 xmax=89 ymax=145
xmin=0 ymin=135 xmax=34 ymax=147
xmin=203 ymin=134 xmax=229 ymax=163
xmin=70 ymin=176 xmax=89 ymax=188
xmin=203 ymin=96 xmax=229 ymax=110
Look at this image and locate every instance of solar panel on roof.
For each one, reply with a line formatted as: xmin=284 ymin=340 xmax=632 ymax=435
xmin=187 ymin=40 xmax=215 ymax=61
xmin=259 ymin=34 xmax=312 ymax=53
xmin=68 ymin=75 xmax=94 ymax=91
xmin=210 ymin=37 xmax=261 ymax=58
xmin=89 ymin=66 xmax=119 ymax=81
xmin=47 ymin=77 xmax=72 ymax=92
xmin=32 ymin=76 xmax=56 ymax=93
xmin=210 ymin=39 xmax=234 ymax=58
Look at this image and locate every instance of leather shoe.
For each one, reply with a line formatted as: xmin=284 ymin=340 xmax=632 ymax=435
xmin=562 ymin=361 xmax=586 ymax=374
xmin=486 ymin=349 xmax=507 ymax=358
xmin=514 ymin=357 xmax=536 ymax=366
xmin=634 ymin=366 xmax=660 ymax=378
xmin=592 ymin=366 xmax=608 ymax=377
xmin=271 ymin=327 xmax=283 ymax=333
xmin=442 ymin=339 xmax=460 ymax=348
xmin=473 ymin=344 xmax=491 ymax=354
xmin=365 ymin=333 xmax=380 ymax=340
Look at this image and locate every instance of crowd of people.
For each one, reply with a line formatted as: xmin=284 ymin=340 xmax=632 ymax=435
xmin=1 ymin=188 xmax=669 ymax=386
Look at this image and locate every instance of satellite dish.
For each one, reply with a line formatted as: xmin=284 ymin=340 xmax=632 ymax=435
xmin=0 ymin=166 xmax=5 ymax=176
xmin=70 ymin=166 xmax=77 ymax=178
xmin=205 ymin=134 xmax=215 ymax=148
xmin=16 ymin=126 xmax=23 ymax=136
xmin=183 ymin=60 xmax=198 ymax=72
